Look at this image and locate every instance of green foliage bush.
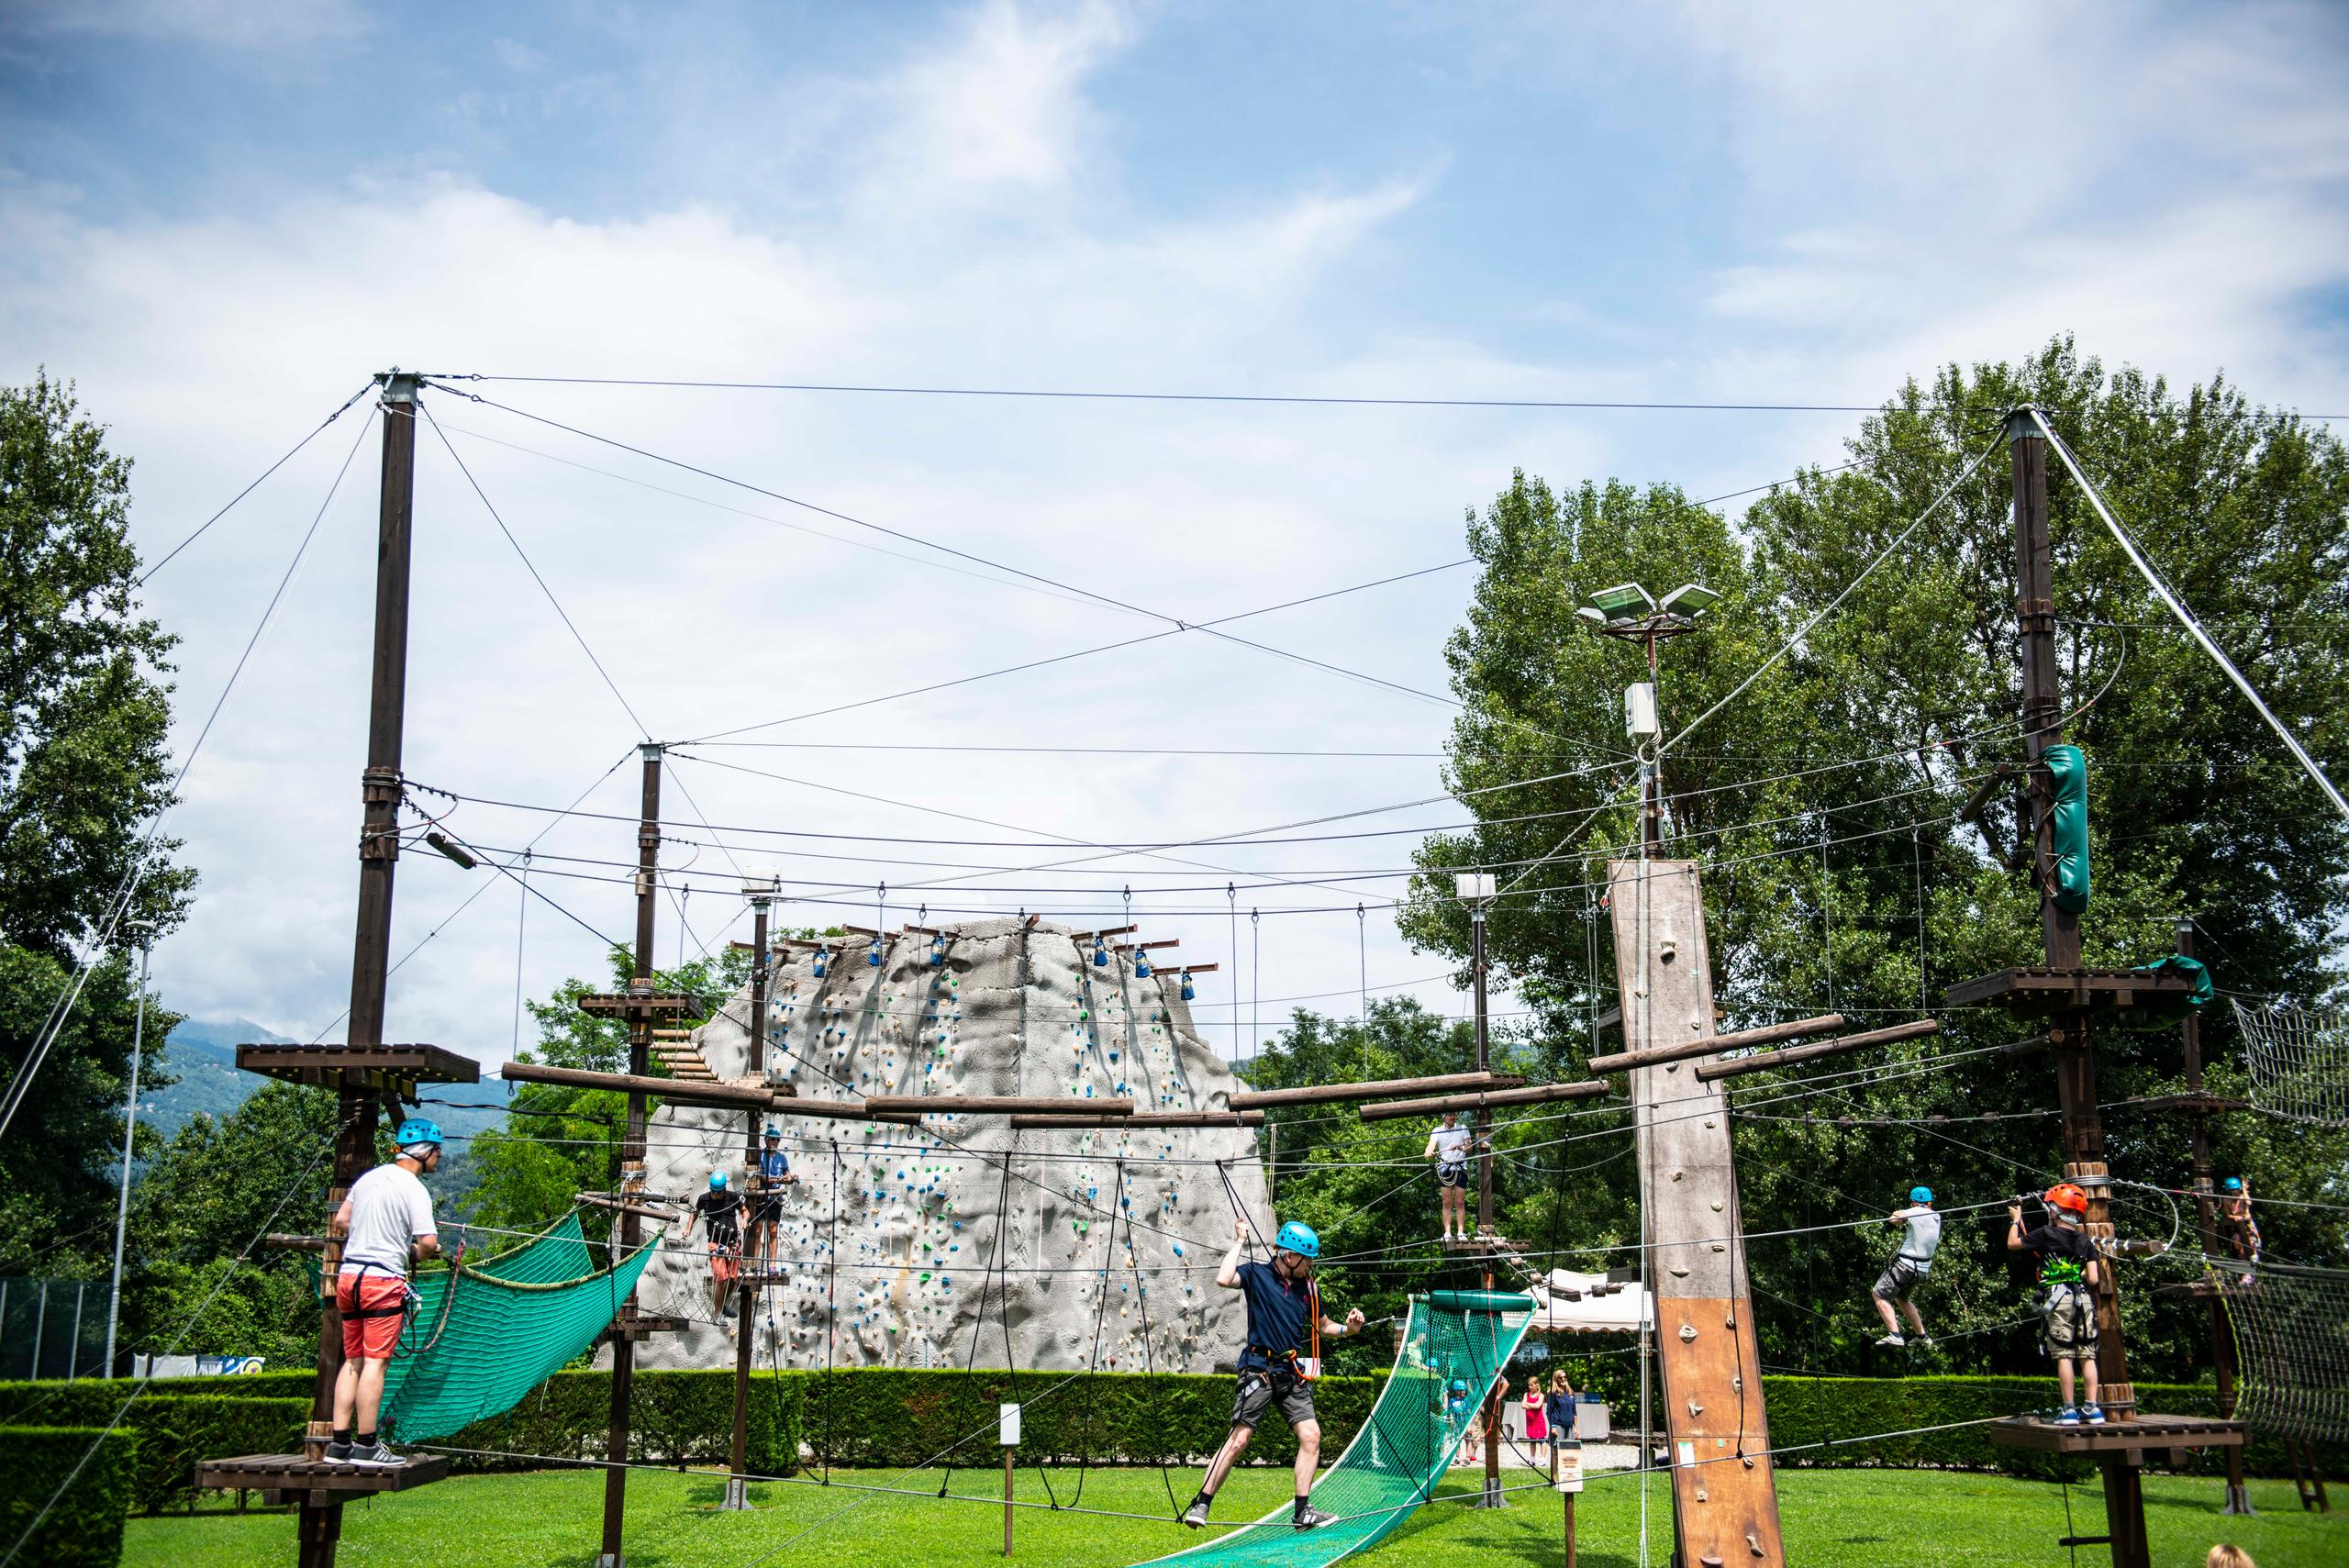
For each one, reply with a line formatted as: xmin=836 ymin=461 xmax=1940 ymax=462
xmin=444 ymin=1368 xmax=799 ymax=1477
xmin=0 ymin=1385 xmax=306 ymax=1513
xmin=0 ymin=1425 xmax=139 ymax=1568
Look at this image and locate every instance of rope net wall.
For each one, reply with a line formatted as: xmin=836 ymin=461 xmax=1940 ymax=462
xmin=377 ymin=1216 xmax=662 ymax=1443
xmin=2232 ymin=999 xmax=2349 ymax=1127
xmin=1134 ymin=1289 xmax=1534 ymax=1568
xmin=2217 ymin=1259 xmax=2349 ymax=1444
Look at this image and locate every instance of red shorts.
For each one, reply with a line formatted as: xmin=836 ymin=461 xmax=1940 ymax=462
xmin=336 ymin=1272 xmax=409 ymax=1361
xmin=708 ymin=1244 xmax=740 ymax=1284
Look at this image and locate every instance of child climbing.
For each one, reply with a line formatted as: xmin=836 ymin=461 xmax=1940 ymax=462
xmin=1183 ymin=1218 xmax=1366 ymax=1533
xmin=1871 ymin=1185 xmax=1943 ymax=1349
xmin=2220 ymin=1177 xmax=2262 ymax=1271
xmin=749 ymin=1126 xmax=798 ymax=1273
xmin=690 ymin=1170 xmax=746 ymax=1318
xmin=1463 ymin=1373 xmax=1509 ymax=1465
xmin=1424 ymin=1110 xmax=1484 ymax=1243
xmin=2009 ymin=1183 xmax=2104 ymax=1425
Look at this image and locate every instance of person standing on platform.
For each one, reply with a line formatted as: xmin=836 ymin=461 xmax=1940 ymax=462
xmin=748 ymin=1126 xmax=798 ymax=1274
xmin=690 ymin=1170 xmax=747 ymax=1318
xmin=2009 ymin=1183 xmax=2104 ymax=1425
xmin=1870 ymin=1185 xmax=1943 ymax=1349
xmin=1182 ymin=1218 xmax=1365 ymax=1532
xmin=328 ymin=1118 xmax=442 ymax=1467
xmin=2219 ymin=1177 xmax=2261 ymax=1272
xmin=1424 ymin=1111 xmax=1482 ymax=1244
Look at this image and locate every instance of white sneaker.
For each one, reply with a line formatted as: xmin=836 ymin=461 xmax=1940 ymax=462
xmin=1875 ymin=1333 xmax=1905 ymax=1348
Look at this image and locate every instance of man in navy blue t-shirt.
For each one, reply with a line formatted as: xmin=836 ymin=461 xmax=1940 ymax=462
xmin=1183 ymin=1217 xmax=1364 ymax=1532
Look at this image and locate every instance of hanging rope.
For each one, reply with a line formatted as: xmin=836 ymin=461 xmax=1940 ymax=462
xmin=823 ymin=1140 xmax=841 ymax=1484
xmin=1056 ymin=1159 xmax=1128 ymax=1511
xmin=511 ymin=851 xmax=530 ymax=1057
xmin=938 ymin=1157 xmax=1016 ymax=1501
xmin=1251 ymin=907 xmax=1262 ymax=1061
xmin=1227 ymin=883 xmax=1240 ymax=1063
xmin=1118 ymin=1164 xmax=1186 ymax=1516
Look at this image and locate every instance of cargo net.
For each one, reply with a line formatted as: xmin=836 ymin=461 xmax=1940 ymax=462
xmin=2233 ymin=999 xmax=2349 ymax=1128
xmin=1134 ymin=1290 xmax=1534 ymax=1568
xmin=2216 ymin=1259 xmax=2349 ymax=1444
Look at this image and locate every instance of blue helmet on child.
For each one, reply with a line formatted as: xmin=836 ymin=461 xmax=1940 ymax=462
xmin=1450 ymin=1379 xmax=1469 ymax=1395
xmin=1275 ymin=1220 xmax=1319 ymax=1259
xmin=2222 ymin=1176 xmax=2243 ymax=1193
xmin=395 ymin=1118 xmax=443 ymax=1151
xmin=710 ymin=1171 xmax=729 ymax=1190
xmin=1909 ymin=1185 xmax=1933 ymax=1204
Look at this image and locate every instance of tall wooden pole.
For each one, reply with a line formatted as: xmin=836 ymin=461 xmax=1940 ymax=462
xmin=599 ymin=743 xmax=663 ymax=1567
xmin=2010 ymin=407 xmax=2150 ymax=1568
xmin=300 ymin=372 xmax=415 ymax=1568
xmin=1470 ymin=901 xmax=1504 ymax=1508
xmin=2177 ymin=919 xmax=2252 ymax=1515
xmin=725 ymin=892 xmax=773 ymax=1510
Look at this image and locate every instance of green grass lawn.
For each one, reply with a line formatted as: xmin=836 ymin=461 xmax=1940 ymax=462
xmin=126 ymin=1463 xmax=2341 ymax=1568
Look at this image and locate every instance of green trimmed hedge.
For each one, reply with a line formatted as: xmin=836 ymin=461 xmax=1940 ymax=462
xmin=439 ymin=1369 xmax=800 ymax=1478
xmin=0 ymin=1385 xmax=305 ymax=1513
xmin=796 ymin=1368 xmax=1377 ymax=1469
xmin=0 ymin=1426 xmax=139 ymax=1567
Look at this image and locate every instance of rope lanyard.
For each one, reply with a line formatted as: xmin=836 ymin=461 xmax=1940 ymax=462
xmin=824 ymin=1140 xmax=840 ymax=1485
xmin=938 ymin=1157 xmax=1015 ymax=1502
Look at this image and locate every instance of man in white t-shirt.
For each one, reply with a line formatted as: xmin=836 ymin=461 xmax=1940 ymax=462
xmin=327 ymin=1117 xmax=442 ymax=1466
xmin=1423 ymin=1112 xmax=1482 ymax=1244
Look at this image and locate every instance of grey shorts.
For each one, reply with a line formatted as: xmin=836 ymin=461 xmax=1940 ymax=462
xmin=2042 ymin=1282 xmax=2099 ymax=1361
xmin=1231 ymin=1365 xmax=1316 ymax=1430
xmin=1873 ymin=1257 xmax=1928 ymax=1302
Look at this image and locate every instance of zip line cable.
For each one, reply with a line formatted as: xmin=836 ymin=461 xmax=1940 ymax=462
xmin=134 ymin=381 xmax=376 ymax=584
xmin=2033 ymin=408 xmax=2348 ymax=818
xmin=0 ymin=402 xmax=376 ymax=1140
xmin=423 ymin=372 xmax=2349 ymax=422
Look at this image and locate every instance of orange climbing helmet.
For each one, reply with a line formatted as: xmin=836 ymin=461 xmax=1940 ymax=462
xmin=2043 ymin=1183 xmax=2090 ymax=1214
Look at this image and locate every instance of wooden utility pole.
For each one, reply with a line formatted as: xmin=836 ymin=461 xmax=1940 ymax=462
xmin=299 ymin=371 xmax=416 ymax=1568
xmin=2010 ymin=408 xmax=2151 ymax=1568
xmin=2178 ymin=919 xmax=2253 ymax=1516
xmin=1609 ymin=858 xmax=1785 ymax=1567
xmin=599 ymin=742 xmax=664 ymax=1567
xmin=725 ymin=887 xmax=774 ymax=1511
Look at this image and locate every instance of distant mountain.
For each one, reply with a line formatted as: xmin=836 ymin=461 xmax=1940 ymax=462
xmin=139 ymin=1020 xmax=510 ymax=1149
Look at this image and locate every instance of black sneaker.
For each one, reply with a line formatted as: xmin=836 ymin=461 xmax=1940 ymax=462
xmin=1293 ymin=1505 xmax=1338 ymax=1530
xmin=323 ymin=1441 xmax=352 ymax=1463
xmin=344 ymin=1440 xmax=400 ymax=1469
xmin=1181 ymin=1497 xmax=1213 ymax=1529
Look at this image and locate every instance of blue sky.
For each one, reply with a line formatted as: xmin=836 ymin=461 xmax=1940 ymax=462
xmin=3 ymin=1 xmax=2345 ymax=1062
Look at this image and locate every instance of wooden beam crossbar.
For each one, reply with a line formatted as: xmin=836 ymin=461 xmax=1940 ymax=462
xmin=863 ymin=1094 xmax=1137 ymax=1116
xmin=1358 ymin=1080 xmax=1609 ymax=1122
xmin=1692 ymin=1018 xmax=1942 ymax=1082
xmin=1008 ymin=1110 xmax=1266 ymax=1129
xmin=1226 ymin=1071 xmax=1520 ymax=1111
xmin=1586 ymin=1014 xmax=1844 ymax=1075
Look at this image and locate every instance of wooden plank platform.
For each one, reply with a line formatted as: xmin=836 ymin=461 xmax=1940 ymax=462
xmin=600 ymin=1309 xmax=684 ymax=1343
xmin=1944 ymin=967 xmax=2201 ymax=1014
xmin=236 ymin=1042 xmax=478 ymax=1094
xmin=1987 ymin=1414 xmax=2245 ymax=1455
xmin=2109 ymin=1092 xmax=2251 ymax=1116
xmin=575 ymin=991 xmax=698 ymax=1017
xmin=197 ymin=1452 xmax=450 ymax=1501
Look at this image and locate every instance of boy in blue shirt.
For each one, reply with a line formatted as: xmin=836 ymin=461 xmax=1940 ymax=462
xmin=749 ymin=1126 xmax=797 ymax=1273
xmin=1183 ymin=1218 xmax=1364 ymax=1532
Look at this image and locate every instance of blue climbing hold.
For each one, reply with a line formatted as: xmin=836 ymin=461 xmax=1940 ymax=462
xmin=1135 ymin=952 xmax=1152 ymax=977
xmin=1093 ymin=937 xmax=1108 ymax=967
xmin=867 ymin=942 xmax=883 ymax=967
xmin=1181 ymin=976 xmax=1196 ymax=1001
xmin=813 ymin=954 xmax=827 ymax=977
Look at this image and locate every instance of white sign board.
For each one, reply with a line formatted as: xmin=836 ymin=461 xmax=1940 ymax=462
xmin=999 ymin=1403 xmax=1021 ymax=1447
xmin=1552 ymin=1440 xmax=1584 ymax=1494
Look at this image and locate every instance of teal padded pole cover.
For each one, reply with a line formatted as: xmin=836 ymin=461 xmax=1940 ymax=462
xmin=2045 ymin=743 xmax=2090 ymax=914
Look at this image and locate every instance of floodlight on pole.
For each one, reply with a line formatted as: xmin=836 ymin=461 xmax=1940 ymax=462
xmin=1588 ymin=582 xmax=1655 ymax=617
xmin=425 ymin=830 xmax=478 ymax=870
xmin=1661 ymin=583 xmax=1720 ymax=617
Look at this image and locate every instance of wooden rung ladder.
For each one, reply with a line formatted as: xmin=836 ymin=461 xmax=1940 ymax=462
xmin=651 ymin=1037 xmax=718 ymax=1081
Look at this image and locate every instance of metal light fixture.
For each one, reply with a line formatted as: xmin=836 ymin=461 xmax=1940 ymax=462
xmin=1661 ymin=583 xmax=1721 ymax=617
xmin=1589 ymin=582 xmax=1655 ymax=617
xmin=425 ymin=830 xmax=477 ymax=870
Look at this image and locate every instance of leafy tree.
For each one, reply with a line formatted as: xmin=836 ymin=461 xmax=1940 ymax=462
xmin=1392 ymin=338 xmax=2348 ymax=1382
xmin=0 ymin=373 xmax=189 ymax=1273
xmin=121 ymin=1083 xmax=340 ymax=1366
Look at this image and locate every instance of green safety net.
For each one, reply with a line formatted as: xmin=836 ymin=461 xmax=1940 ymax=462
xmin=1135 ymin=1289 xmax=1536 ymax=1568
xmin=2045 ymin=743 xmax=2090 ymax=914
xmin=374 ymin=1218 xmax=661 ymax=1443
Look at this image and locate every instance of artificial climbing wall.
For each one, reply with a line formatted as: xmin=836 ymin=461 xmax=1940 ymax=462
xmin=629 ymin=917 xmax=1269 ymax=1374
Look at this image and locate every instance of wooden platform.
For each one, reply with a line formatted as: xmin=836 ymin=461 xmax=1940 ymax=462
xmin=600 ymin=1308 xmax=683 ymax=1343
xmin=197 ymin=1451 xmax=450 ymax=1503
xmin=575 ymin=991 xmax=698 ymax=1018
xmin=1987 ymin=1413 xmax=2244 ymax=1456
xmin=2110 ymin=1092 xmax=2251 ymax=1116
xmin=236 ymin=1042 xmax=478 ymax=1095
xmin=1944 ymin=966 xmax=2204 ymax=1015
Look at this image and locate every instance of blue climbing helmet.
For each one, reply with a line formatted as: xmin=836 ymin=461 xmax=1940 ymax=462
xmin=2222 ymin=1176 xmax=2243 ymax=1193
xmin=763 ymin=1125 xmax=782 ymax=1140
xmin=1275 ymin=1220 xmax=1319 ymax=1259
xmin=1450 ymin=1379 xmax=1468 ymax=1395
xmin=709 ymin=1171 xmax=729 ymax=1190
xmin=1910 ymin=1185 xmax=1933 ymax=1204
xmin=394 ymin=1117 xmax=442 ymax=1151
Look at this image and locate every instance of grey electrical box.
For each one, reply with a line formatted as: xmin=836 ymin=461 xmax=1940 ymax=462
xmin=1624 ymin=683 xmax=1658 ymax=739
